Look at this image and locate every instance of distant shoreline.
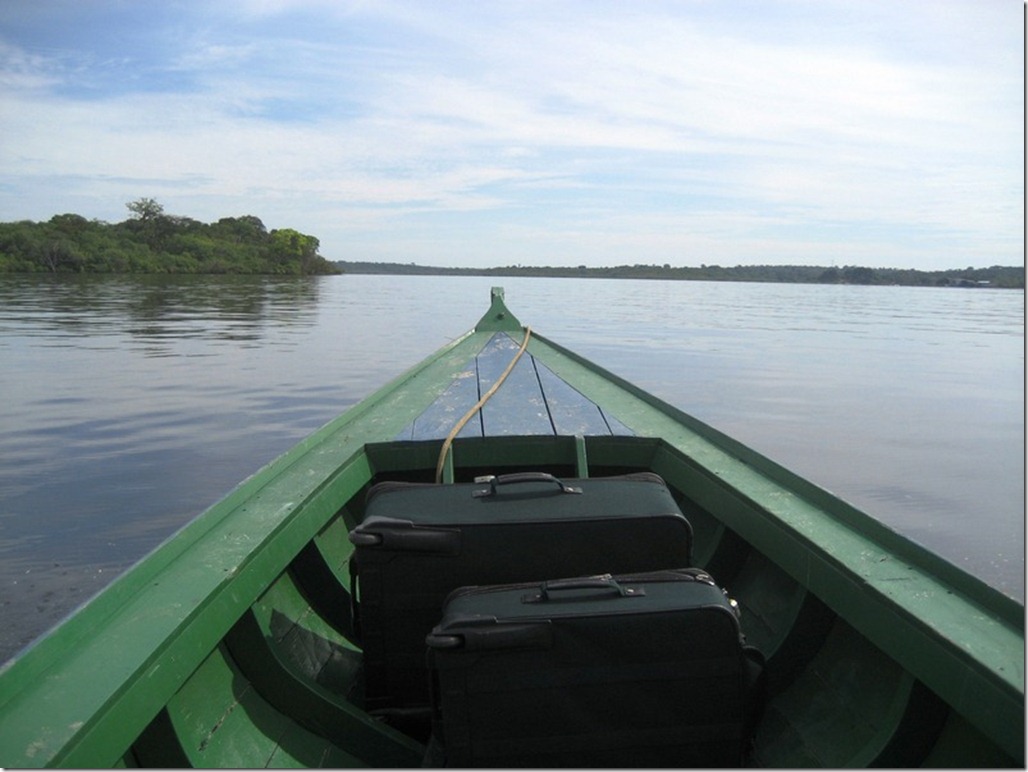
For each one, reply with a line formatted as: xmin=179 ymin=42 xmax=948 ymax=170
xmin=334 ymin=260 xmax=1025 ymax=289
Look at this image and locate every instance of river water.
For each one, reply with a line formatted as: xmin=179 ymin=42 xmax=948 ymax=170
xmin=0 ymin=274 xmax=1023 ymax=664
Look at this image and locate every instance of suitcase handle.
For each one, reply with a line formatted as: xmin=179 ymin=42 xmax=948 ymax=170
xmin=473 ymin=472 xmax=582 ymax=498
xmin=427 ymin=622 xmax=554 ymax=652
xmin=523 ymin=575 xmax=645 ymax=603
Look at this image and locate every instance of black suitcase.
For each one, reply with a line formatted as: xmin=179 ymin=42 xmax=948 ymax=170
xmin=426 ymin=570 xmax=765 ymax=768
xmin=348 ymin=472 xmax=692 ymax=709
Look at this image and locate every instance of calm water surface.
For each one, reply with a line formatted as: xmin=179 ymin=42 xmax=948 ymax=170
xmin=0 ymin=274 xmax=1023 ymax=663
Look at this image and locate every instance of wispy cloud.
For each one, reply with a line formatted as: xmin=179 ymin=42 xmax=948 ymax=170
xmin=0 ymin=0 xmax=1021 ymax=268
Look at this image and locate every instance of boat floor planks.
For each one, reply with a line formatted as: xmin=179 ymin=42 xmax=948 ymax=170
xmin=398 ymin=331 xmax=634 ymax=441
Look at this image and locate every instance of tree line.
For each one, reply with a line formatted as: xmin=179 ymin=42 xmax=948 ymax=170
xmin=0 ymin=199 xmax=340 ymax=275
xmin=336 ymin=260 xmax=1025 ymax=288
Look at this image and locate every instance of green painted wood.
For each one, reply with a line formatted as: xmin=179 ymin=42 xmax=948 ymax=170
xmin=223 ymin=598 xmax=422 ymax=766
xmin=922 ymin=711 xmax=1022 ymax=767
xmin=161 ymin=643 xmax=365 ymax=768
xmin=131 ymin=709 xmax=191 ymax=767
xmin=288 ymin=539 xmax=360 ymax=644
xmin=473 ymin=286 xmax=523 ymax=332
xmin=573 ymin=434 xmax=589 ymax=478
xmin=754 ymin=620 xmax=931 ymax=766
xmin=167 ymin=645 xmax=284 ymax=767
xmin=252 ymin=572 xmax=362 ymax=688
xmin=365 ymin=434 xmax=586 ymax=481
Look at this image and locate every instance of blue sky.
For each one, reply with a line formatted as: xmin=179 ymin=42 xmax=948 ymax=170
xmin=0 ymin=1 xmax=1021 ymax=269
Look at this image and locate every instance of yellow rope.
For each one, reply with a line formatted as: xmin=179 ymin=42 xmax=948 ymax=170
xmin=434 ymin=326 xmax=533 ymax=483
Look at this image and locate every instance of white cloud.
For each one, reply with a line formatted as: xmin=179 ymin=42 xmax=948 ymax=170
xmin=0 ymin=0 xmax=1021 ymax=268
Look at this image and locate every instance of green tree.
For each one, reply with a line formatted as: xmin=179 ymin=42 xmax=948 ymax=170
xmin=212 ymin=215 xmax=269 ymax=244
xmin=818 ymin=267 xmax=841 ymax=283
xmin=125 ymin=198 xmax=178 ymax=251
xmin=841 ymin=266 xmax=877 ymax=284
xmin=40 ymin=238 xmax=83 ymax=272
xmin=268 ymin=228 xmax=322 ymax=274
xmin=0 ymin=205 xmax=323 ymax=274
xmin=126 ymin=198 xmax=164 ymax=221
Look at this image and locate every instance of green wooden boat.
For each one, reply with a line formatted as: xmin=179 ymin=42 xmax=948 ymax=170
xmin=0 ymin=288 xmax=1022 ymax=768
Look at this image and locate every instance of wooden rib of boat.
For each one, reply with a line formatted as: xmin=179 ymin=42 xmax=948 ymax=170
xmin=0 ymin=288 xmax=1022 ymax=768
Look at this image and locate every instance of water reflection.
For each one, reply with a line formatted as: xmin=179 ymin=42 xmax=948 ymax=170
xmin=0 ymin=274 xmax=339 ymax=660
xmin=0 ymin=274 xmax=322 ymax=355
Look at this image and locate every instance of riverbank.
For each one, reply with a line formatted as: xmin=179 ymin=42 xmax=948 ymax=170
xmin=335 ymin=260 xmax=1025 ymax=288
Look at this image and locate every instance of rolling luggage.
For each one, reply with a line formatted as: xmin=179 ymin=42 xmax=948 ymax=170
xmin=348 ymin=472 xmax=692 ymax=709
xmin=425 ymin=569 xmax=765 ymax=768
